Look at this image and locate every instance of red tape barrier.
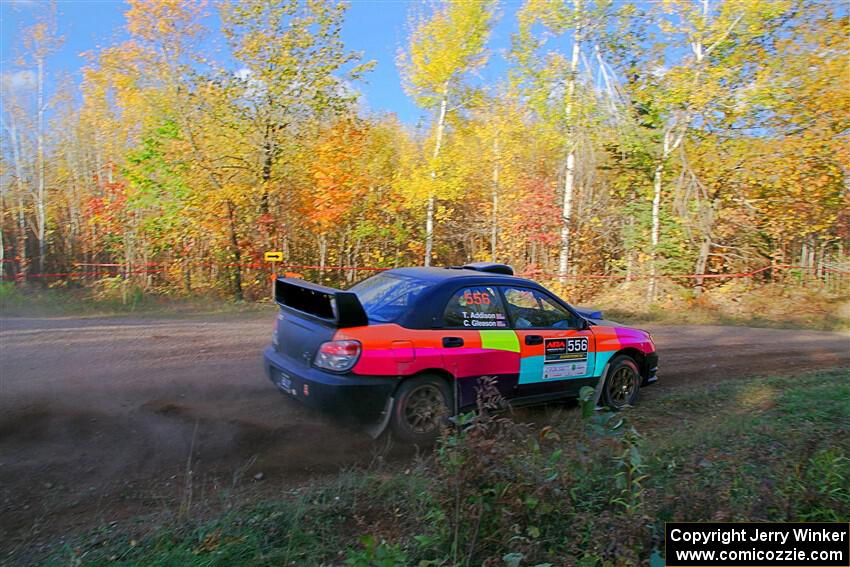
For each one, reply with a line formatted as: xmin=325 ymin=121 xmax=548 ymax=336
xmin=537 ymin=265 xmax=850 ymax=279
xmin=0 ymin=261 xmax=847 ymax=281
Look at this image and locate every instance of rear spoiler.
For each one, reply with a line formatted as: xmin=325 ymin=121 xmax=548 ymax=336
xmin=274 ymin=277 xmax=368 ymax=328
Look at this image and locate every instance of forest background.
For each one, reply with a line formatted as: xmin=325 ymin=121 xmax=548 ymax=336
xmin=1 ymin=0 xmax=847 ymax=321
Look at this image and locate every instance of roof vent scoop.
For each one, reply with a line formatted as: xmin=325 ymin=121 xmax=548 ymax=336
xmin=461 ymin=262 xmax=514 ymax=276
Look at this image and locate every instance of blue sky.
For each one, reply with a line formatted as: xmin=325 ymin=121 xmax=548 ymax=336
xmin=1 ymin=0 xmax=524 ymax=125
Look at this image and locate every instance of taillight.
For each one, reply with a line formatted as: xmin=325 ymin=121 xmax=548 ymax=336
xmin=272 ymin=314 xmax=282 ymax=346
xmin=314 ymin=340 xmax=361 ymax=372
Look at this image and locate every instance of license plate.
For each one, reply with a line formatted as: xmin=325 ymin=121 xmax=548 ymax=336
xmin=277 ymin=371 xmax=292 ymax=391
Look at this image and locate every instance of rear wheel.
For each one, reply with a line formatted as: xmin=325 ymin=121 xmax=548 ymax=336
xmin=601 ymin=355 xmax=640 ymax=410
xmin=390 ymin=375 xmax=451 ymax=445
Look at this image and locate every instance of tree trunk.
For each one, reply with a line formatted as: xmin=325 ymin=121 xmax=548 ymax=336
xmin=36 ymin=55 xmax=46 ymax=276
xmin=226 ymin=200 xmax=243 ymax=301
xmin=260 ymin=123 xmax=273 ymax=216
xmin=259 ymin=122 xmax=276 ymax=253
xmin=318 ymin=233 xmax=328 ymax=282
xmin=183 ymin=256 xmax=192 ymax=294
xmin=647 ymin=160 xmax=664 ymax=303
xmin=647 ymin=127 xmax=684 ymax=303
xmin=491 ymin=136 xmax=499 ymax=261
xmin=3 ymin=113 xmax=29 ymax=281
xmin=0 ymin=191 xmax=5 ymax=276
xmin=17 ymin=194 xmax=27 ymax=282
xmin=694 ymin=235 xmax=710 ymax=295
xmin=425 ymin=83 xmax=449 ymax=267
xmin=558 ymin=0 xmax=582 ymax=287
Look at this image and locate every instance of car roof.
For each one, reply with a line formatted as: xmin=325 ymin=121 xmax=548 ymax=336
xmin=383 ymin=266 xmax=530 ymax=284
xmin=358 ymin=267 xmax=570 ymax=329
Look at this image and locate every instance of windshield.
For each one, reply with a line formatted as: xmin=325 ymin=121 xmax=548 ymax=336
xmin=349 ymin=273 xmax=432 ymax=322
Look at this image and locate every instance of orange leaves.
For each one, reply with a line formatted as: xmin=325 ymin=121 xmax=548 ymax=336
xmin=307 ymin=119 xmax=370 ymax=233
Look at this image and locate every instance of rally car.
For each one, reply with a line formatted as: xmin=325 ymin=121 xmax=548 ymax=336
xmin=263 ymin=263 xmax=658 ymax=443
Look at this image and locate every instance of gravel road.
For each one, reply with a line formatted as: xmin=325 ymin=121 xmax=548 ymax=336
xmin=1 ymin=314 xmax=847 ymax=558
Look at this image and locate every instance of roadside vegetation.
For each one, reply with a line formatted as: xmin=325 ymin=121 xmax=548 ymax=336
xmin=4 ymin=279 xmax=847 ymax=332
xmin=0 ymin=282 xmax=270 ymax=319
xmin=45 ymin=368 xmax=850 ymax=566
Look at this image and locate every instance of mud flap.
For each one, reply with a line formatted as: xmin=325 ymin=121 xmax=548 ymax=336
xmin=364 ymin=396 xmax=394 ymax=439
xmin=592 ymin=361 xmax=611 ymax=410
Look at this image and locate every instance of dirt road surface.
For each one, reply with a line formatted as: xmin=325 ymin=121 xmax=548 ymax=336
xmin=1 ymin=314 xmax=848 ymax=559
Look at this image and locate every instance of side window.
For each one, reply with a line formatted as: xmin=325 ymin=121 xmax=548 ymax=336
xmin=502 ymin=287 xmax=577 ymax=329
xmin=443 ymin=286 xmax=509 ymax=329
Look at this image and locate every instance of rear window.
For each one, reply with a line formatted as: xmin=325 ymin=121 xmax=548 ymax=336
xmin=349 ymin=273 xmax=431 ymax=322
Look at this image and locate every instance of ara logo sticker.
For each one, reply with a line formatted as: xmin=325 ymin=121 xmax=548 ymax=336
xmin=544 ymin=337 xmax=588 ymax=362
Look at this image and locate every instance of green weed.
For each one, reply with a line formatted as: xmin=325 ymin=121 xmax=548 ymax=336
xmin=38 ymin=368 xmax=850 ymax=566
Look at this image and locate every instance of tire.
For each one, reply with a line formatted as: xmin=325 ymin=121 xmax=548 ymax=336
xmin=389 ymin=374 xmax=452 ymax=445
xmin=601 ymin=355 xmax=641 ymax=410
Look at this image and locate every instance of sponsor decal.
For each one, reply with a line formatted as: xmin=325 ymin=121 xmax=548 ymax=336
xmin=543 ymin=360 xmax=587 ymax=379
xmin=461 ymin=310 xmax=507 ymax=328
xmin=545 ymin=337 xmax=588 ymax=361
xmin=543 ymin=337 xmax=588 ymax=379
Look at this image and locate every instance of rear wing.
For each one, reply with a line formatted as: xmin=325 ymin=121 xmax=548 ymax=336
xmin=274 ymin=277 xmax=368 ymax=328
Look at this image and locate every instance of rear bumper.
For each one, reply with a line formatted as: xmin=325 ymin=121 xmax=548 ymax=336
xmin=263 ymin=347 xmax=396 ymax=424
xmin=643 ymin=352 xmax=659 ymax=386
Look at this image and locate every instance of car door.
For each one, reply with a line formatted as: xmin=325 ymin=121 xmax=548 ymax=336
xmin=500 ymin=285 xmax=597 ymax=398
xmin=439 ymin=285 xmax=520 ymax=406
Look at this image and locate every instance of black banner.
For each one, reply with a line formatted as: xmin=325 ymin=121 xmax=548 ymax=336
xmin=665 ymin=522 xmax=850 ymax=566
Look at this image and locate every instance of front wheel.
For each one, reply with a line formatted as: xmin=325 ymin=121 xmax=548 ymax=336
xmin=389 ymin=375 xmax=451 ymax=445
xmin=601 ymin=355 xmax=641 ymax=410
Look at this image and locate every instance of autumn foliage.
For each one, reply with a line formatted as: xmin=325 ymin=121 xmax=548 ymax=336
xmin=1 ymin=0 xmax=847 ymax=301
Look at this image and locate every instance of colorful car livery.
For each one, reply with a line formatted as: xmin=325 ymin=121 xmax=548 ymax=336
xmin=263 ymin=263 xmax=658 ymax=443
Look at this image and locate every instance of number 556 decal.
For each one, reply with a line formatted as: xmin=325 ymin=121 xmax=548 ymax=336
xmin=463 ymin=291 xmax=491 ymax=305
xmin=545 ymin=337 xmax=588 ymax=361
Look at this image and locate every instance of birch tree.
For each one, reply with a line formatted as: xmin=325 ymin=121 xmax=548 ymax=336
xmin=642 ymin=0 xmax=790 ymax=301
xmin=19 ymin=13 xmax=63 ymax=275
xmin=398 ymin=0 xmax=495 ymax=266
xmin=512 ymin=0 xmax=617 ymax=286
xmin=0 ymin=82 xmax=31 ymax=279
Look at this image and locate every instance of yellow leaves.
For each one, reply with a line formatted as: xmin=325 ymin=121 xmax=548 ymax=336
xmin=399 ymin=0 xmax=496 ymax=105
xmin=125 ymin=0 xmax=205 ymax=44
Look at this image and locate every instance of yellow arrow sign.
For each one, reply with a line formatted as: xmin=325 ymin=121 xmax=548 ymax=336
xmin=264 ymin=251 xmax=283 ymax=262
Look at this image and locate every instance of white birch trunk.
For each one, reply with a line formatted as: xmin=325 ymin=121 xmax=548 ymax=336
xmin=647 ymin=128 xmax=682 ymax=303
xmin=36 ymin=56 xmax=46 ymax=275
xmin=491 ymin=136 xmax=499 ymax=261
xmin=425 ymin=83 xmax=449 ymax=267
xmin=646 ymin=1 xmax=744 ymax=302
xmin=558 ymin=0 xmax=582 ymax=286
xmin=318 ymin=233 xmax=327 ymax=281
xmin=0 ymin=193 xmax=4 ymax=268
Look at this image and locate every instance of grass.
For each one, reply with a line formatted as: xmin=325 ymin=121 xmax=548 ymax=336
xmin=589 ymin=281 xmax=850 ymax=332
xmin=39 ymin=368 xmax=850 ymax=566
xmin=0 ymin=282 xmax=271 ymax=319
xmin=601 ymin=305 xmax=849 ymax=332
